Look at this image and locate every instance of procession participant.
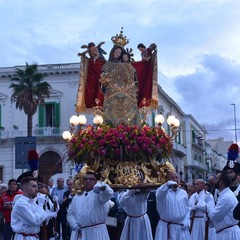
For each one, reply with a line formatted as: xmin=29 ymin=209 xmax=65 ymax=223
xmin=155 ymin=171 xmax=191 ymax=240
xmin=0 ymin=179 xmax=22 ymax=240
xmin=187 ymin=183 xmax=196 ymax=199
xmin=233 ymin=201 xmax=240 ymax=220
xmin=206 ymin=172 xmax=240 ymax=240
xmin=222 ymin=143 xmax=240 ymax=227
xmin=67 ymin=171 xmax=113 ymax=240
xmin=119 ymin=189 xmax=153 ymax=240
xmin=36 ymin=182 xmax=58 ymax=240
xmin=222 ymin=144 xmax=240 ymax=201
xmin=11 ymin=177 xmax=57 ymax=240
xmin=189 ymin=179 xmax=216 ymax=240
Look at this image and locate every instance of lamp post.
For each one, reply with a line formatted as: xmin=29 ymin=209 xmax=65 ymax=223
xmin=231 ymin=103 xmax=237 ymax=143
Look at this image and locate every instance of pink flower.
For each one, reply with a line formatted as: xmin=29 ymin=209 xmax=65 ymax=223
xmin=109 ymin=139 xmax=118 ymax=147
xmin=99 ymin=139 xmax=106 ymax=146
xmin=131 ymin=144 xmax=140 ymax=152
xmin=136 ymin=136 xmax=144 ymax=144
xmin=114 ymin=148 xmax=121 ymax=155
xmin=104 ymin=133 xmax=112 ymax=141
xmin=98 ymin=148 xmax=106 ymax=156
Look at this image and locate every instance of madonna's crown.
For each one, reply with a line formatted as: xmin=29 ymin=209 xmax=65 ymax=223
xmin=111 ymin=27 xmax=129 ymax=47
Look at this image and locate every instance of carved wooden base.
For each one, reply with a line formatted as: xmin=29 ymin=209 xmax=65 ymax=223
xmin=73 ymin=158 xmax=175 ymax=192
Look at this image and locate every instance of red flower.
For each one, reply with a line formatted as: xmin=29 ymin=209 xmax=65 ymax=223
xmin=66 ymin=124 xmax=173 ymax=164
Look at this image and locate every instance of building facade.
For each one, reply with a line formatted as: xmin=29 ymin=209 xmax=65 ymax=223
xmin=0 ymin=62 xmax=227 ymax=183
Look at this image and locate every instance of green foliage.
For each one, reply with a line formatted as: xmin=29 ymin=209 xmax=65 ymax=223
xmin=9 ymin=62 xmax=51 ymax=136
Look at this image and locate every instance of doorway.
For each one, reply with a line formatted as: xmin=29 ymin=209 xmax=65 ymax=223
xmin=39 ymin=151 xmax=62 ymax=184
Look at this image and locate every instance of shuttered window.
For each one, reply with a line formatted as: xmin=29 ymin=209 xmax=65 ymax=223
xmin=38 ymin=102 xmax=60 ymax=128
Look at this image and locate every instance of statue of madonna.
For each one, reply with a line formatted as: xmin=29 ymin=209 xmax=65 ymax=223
xmin=100 ymin=45 xmax=140 ymax=125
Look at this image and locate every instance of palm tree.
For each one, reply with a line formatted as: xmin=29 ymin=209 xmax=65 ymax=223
xmin=10 ymin=63 xmax=51 ymax=136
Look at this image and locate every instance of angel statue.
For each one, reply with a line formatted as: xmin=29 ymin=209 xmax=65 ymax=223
xmin=78 ymin=41 xmax=107 ymax=62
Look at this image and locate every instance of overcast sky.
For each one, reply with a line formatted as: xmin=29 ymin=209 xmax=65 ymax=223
xmin=1 ymin=0 xmax=240 ymax=142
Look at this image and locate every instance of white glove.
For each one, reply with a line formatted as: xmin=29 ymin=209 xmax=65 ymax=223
xmin=93 ymin=182 xmax=106 ymax=193
xmin=203 ymin=214 xmax=208 ymax=222
xmin=166 ymin=180 xmax=177 ymax=187
xmin=109 ymin=200 xmax=115 ymax=209
xmin=46 ymin=210 xmax=57 ymax=219
xmin=37 ymin=193 xmax=46 ymax=207
xmin=72 ymin=223 xmax=81 ymax=231
xmin=52 ymin=195 xmax=58 ymax=203
xmin=191 ymin=205 xmax=197 ymax=211
xmin=181 ymin=223 xmax=189 ymax=230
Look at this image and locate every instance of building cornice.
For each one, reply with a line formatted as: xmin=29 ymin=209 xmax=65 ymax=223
xmin=0 ymin=62 xmax=80 ymax=79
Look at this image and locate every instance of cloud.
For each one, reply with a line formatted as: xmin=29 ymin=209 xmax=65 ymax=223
xmin=171 ymin=54 xmax=240 ymax=140
xmin=1 ymin=0 xmax=240 ymax=142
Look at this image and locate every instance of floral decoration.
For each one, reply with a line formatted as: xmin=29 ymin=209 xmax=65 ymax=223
xmin=67 ymin=124 xmax=173 ymax=164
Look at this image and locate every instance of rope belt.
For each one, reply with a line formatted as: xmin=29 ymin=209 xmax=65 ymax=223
xmin=216 ymin=224 xmax=238 ymax=234
xmin=17 ymin=233 xmax=39 ymax=239
xmin=127 ymin=213 xmax=146 ymax=218
xmin=78 ymin=222 xmax=105 ymax=239
xmin=160 ymin=218 xmax=183 ymax=240
xmin=81 ymin=222 xmax=105 ymax=229
xmin=191 ymin=216 xmax=204 ymax=218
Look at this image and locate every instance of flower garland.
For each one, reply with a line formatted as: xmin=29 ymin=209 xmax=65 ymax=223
xmin=67 ymin=124 xmax=173 ymax=164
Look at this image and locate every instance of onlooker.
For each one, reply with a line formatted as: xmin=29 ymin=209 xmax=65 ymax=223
xmin=0 ymin=184 xmax=7 ymax=197
xmin=62 ymin=179 xmax=74 ymax=239
xmin=51 ymin=177 xmax=68 ymax=240
xmin=147 ymin=190 xmax=159 ymax=238
xmin=48 ymin=178 xmax=55 ymax=196
xmin=155 ymin=171 xmax=191 ymax=240
xmin=67 ymin=171 xmax=113 ymax=239
xmin=11 ymin=177 xmax=57 ymax=239
xmin=207 ymin=172 xmax=240 ymax=239
xmin=0 ymin=183 xmax=7 ymax=240
xmin=0 ymin=179 xmax=22 ymax=240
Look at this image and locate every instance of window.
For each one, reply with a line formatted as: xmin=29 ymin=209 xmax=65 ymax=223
xmin=176 ymin=130 xmax=181 ymax=144
xmin=38 ymin=102 xmax=60 ymax=128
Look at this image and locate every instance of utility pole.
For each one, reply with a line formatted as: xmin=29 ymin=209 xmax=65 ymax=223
xmin=231 ymin=103 xmax=237 ymax=143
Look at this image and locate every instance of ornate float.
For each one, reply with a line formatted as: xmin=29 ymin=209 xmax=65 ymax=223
xmin=62 ymin=28 xmax=180 ymax=191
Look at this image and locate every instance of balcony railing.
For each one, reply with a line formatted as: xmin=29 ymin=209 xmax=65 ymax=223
xmin=0 ymin=127 xmax=64 ymax=139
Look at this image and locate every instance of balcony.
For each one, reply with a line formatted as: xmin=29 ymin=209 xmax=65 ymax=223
xmin=185 ymin=159 xmax=208 ymax=171
xmin=0 ymin=127 xmax=64 ymax=139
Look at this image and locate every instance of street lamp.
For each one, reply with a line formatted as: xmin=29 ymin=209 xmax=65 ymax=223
xmin=231 ymin=103 xmax=237 ymax=143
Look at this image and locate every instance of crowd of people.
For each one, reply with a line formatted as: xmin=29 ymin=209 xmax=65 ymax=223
xmin=0 ymin=162 xmax=239 ymax=240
